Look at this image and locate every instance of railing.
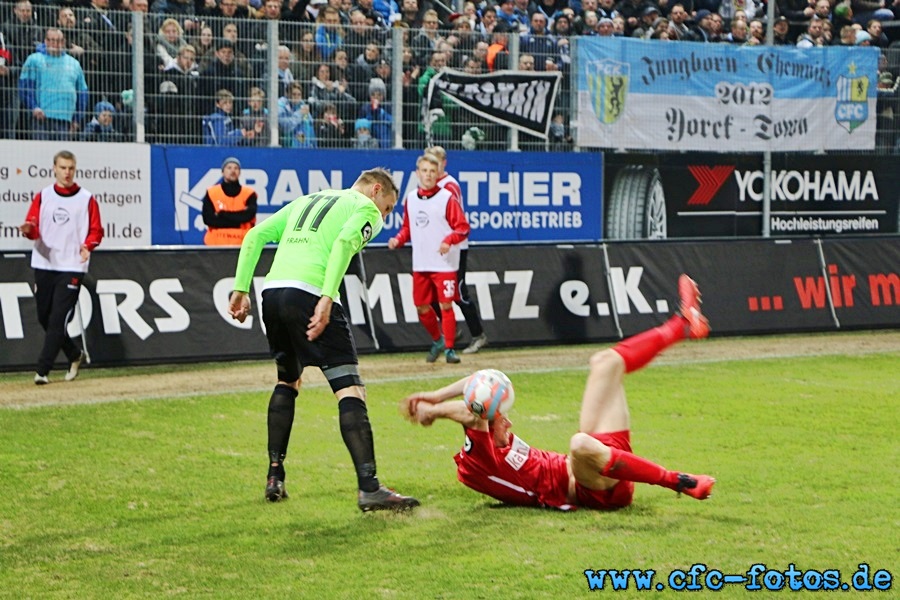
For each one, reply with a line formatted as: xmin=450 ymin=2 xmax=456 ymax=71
xmin=2 ymin=9 xmax=899 ymax=153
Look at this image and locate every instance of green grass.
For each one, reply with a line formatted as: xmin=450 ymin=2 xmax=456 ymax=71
xmin=1 ymin=354 xmax=897 ymax=599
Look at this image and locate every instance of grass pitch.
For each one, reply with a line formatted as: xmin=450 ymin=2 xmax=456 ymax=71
xmin=0 ymin=351 xmax=897 ymax=598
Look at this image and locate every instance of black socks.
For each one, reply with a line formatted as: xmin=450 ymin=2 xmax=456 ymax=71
xmin=267 ymin=384 xmax=297 ymax=480
xmin=266 ymin=388 xmax=380 ymax=493
xmin=338 ymin=396 xmax=379 ymax=493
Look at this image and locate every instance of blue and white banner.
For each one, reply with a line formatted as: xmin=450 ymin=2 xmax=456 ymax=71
xmin=150 ymin=147 xmax=603 ymax=245
xmin=576 ymin=38 xmax=879 ymax=152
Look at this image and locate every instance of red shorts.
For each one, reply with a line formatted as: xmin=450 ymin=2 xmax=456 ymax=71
xmin=574 ymin=430 xmax=635 ymax=510
xmin=412 ymin=271 xmax=459 ymax=306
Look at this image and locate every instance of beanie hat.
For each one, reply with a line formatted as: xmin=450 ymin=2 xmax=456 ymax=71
xmin=355 ymin=118 xmax=372 ymax=131
xmin=222 ymin=157 xmax=241 ymax=169
xmin=368 ymin=77 xmax=387 ymax=96
xmin=94 ymin=101 xmax=116 ymax=115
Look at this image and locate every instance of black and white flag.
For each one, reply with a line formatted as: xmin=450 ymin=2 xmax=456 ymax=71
xmin=425 ymin=69 xmax=563 ymax=139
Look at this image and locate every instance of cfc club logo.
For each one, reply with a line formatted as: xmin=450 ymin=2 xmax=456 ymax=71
xmin=587 ymin=59 xmax=629 ymax=125
xmin=52 ymin=207 xmax=71 ymax=224
xmin=835 ymin=66 xmax=869 ymax=133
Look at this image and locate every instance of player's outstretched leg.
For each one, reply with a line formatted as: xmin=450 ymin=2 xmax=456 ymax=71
xmin=675 ymin=473 xmax=716 ymax=500
xmin=678 ymin=274 xmax=710 ymax=340
xmin=338 ymin=395 xmax=420 ymax=512
xmin=572 ymin=274 xmax=714 ymax=501
xmin=610 ymin=273 xmax=708 ymax=374
xmin=570 ymin=430 xmax=716 ymax=501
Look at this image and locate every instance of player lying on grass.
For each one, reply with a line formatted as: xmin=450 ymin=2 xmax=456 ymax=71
xmin=400 ymin=274 xmax=716 ymax=511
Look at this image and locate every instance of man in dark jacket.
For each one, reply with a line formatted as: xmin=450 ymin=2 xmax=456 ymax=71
xmin=199 ymin=38 xmax=250 ymax=115
xmin=154 ymin=43 xmax=201 ymax=143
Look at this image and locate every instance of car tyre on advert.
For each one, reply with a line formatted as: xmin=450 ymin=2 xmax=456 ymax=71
xmin=606 ymin=165 xmax=667 ymax=240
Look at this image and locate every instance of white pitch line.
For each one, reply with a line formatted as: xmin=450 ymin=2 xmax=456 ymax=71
xmin=2 ymin=346 xmax=894 ymax=411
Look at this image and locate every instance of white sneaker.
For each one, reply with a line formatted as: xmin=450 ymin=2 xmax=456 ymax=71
xmin=462 ymin=333 xmax=488 ymax=354
xmin=65 ymin=352 xmax=84 ymax=382
xmin=34 ymin=373 xmax=49 ymax=385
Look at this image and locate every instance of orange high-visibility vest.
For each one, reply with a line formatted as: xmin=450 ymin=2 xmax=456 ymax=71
xmin=203 ymin=184 xmax=256 ymax=246
xmin=486 ymin=43 xmax=506 ymax=72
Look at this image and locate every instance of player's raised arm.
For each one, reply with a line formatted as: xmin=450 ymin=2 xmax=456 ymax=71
xmin=400 ymin=375 xmax=487 ymax=429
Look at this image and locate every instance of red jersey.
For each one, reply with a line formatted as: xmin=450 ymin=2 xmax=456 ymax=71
xmin=436 ymin=173 xmax=462 ymax=206
xmin=454 ymin=427 xmax=575 ymax=511
xmin=437 ymin=173 xmax=469 ymax=251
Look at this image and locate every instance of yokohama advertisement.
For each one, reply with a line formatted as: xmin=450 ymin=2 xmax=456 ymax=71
xmin=1 ymin=238 xmax=897 ymax=371
xmin=603 ymin=154 xmax=900 ymax=239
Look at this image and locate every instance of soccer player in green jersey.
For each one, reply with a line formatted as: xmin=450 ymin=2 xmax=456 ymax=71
xmin=228 ymin=167 xmax=420 ymax=512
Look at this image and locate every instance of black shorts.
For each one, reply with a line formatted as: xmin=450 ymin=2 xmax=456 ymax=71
xmin=261 ymin=287 xmax=359 ymax=384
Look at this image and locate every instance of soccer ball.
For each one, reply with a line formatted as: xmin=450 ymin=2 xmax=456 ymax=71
xmin=463 ymin=369 xmax=515 ymax=420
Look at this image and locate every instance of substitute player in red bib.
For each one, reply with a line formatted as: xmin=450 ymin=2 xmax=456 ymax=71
xmin=19 ymin=150 xmax=103 ymax=385
xmin=401 ymin=275 xmax=715 ymax=510
xmin=425 ymin=146 xmax=488 ymax=354
xmin=388 ymin=153 xmax=470 ymax=364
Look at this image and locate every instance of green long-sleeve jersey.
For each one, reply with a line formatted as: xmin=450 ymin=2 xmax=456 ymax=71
xmin=232 ymin=188 xmax=382 ymax=300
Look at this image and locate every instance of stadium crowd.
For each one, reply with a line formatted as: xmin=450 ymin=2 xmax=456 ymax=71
xmin=1 ymin=0 xmax=899 ymax=149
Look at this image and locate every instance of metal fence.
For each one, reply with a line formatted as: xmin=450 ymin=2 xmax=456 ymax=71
xmin=2 ymin=9 xmax=899 ymax=153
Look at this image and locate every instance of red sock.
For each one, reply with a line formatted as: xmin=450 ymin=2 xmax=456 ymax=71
xmin=441 ymin=307 xmax=457 ymax=349
xmin=611 ymin=315 xmax=686 ymax=373
xmin=418 ymin=308 xmax=441 ymax=341
xmin=601 ymin=447 xmax=680 ymax=490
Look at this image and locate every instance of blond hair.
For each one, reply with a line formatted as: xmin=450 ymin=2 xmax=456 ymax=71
xmin=425 ymin=145 xmax=447 ymax=161
xmin=356 ymin=168 xmax=399 ymax=199
xmin=159 ymin=17 xmax=184 ymax=37
xmin=416 ymin=154 xmax=440 ymax=169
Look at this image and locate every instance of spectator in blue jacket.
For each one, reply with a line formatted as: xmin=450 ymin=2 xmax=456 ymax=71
xmin=315 ymin=6 xmax=344 ymax=60
xmin=82 ymin=100 xmax=122 ymax=141
xmin=496 ymin=0 xmax=523 ymax=31
xmin=277 ymin=80 xmax=308 ymax=146
xmin=202 ymin=88 xmax=262 ymax=146
xmin=372 ymin=0 xmax=399 ymax=23
xmin=18 ymin=27 xmax=88 ymax=140
xmin=287 ymin=101 xmax=317 ymax=148
xmin=353 ymin=117 xmax=379 ymax=148
xmin=357 ymin=77 xmax=392 ymax=148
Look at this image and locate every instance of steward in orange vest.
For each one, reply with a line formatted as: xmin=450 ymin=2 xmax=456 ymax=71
xmin=486 ymin=23 xmax=510 ymax=72
xmin=202 ymin=157 xmax=258 ymax=246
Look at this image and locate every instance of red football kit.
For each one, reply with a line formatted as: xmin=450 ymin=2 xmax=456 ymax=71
xmin=454 ymin=428 xmax=634 ymax=511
